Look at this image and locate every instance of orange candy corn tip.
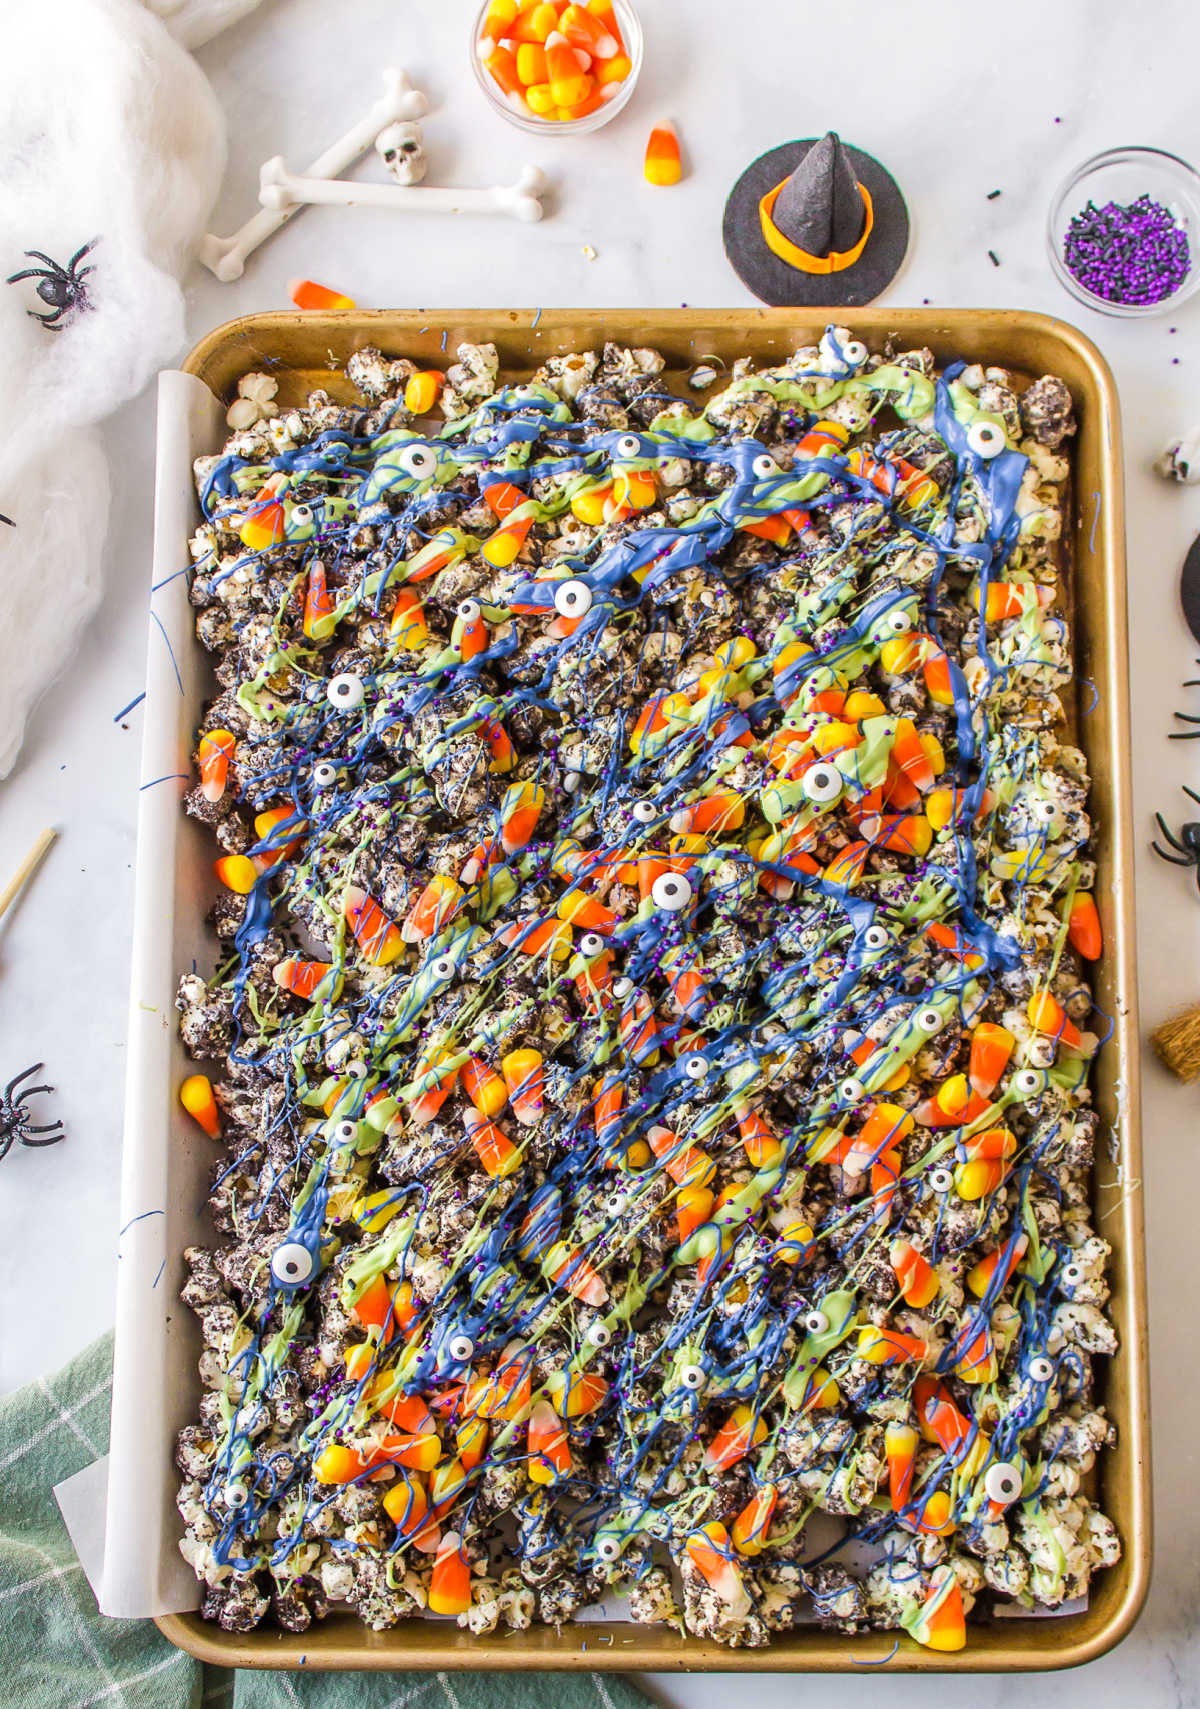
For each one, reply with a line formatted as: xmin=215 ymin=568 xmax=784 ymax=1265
xmin=290 ymin=278 xmax=356 ymax=312
xmin=644 ymin=121 xmax=683 ymax=187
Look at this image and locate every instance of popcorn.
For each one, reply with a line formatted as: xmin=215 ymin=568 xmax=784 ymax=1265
xmin=173 ymin=333 xmax=1118 ymax=1647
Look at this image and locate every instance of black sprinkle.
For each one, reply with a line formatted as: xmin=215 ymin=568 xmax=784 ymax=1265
xmin=988 ymin=250 xmax=1001 ymax=267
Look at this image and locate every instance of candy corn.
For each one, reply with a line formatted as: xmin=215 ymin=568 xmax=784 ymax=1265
xmin=968 ymin=1021 xmax=1015 ymax=1095
xmin=502 ymin=1048 xmax=544 ymax=1124
xmin=527 ymin=1398 xmax=571 ymax=1483
xmin=731 ymin=1484 xmax=777 ymax=1555
xmin=404 ymin=370 xmax=444 ymax=416
xmin=1068 ymin=890 xmax=1103 ymax=960
xmin=343 ymin=885 xmax=404 ymax=966
xmin=516 ymin=1184 xmax=562 ymax=1261
xmin=289 ymin=278 xmax=356 ymax=312
xmin=273 ymin=956 xmax=341 ymax=1002
xmin=885 ymin=1420 xmax=919 ymax=1510
xmin=404 ymin=875 xmax=465 ymax=940
xmin=704 ymin=1405 xmax=767 ymax=1471
xmin=237 ymin=483 xmax=287 ymax=552
xmin=214 ymin=854 xmax=258 ymax=894
xmin=857 ymin=1325 xmax=929 ymax=1366
xmin=901 ymin=1565 xmax=966 ymax=1652
xmin=685 ymin=1521 xmax=750 ymax=1615
xmin=544 ymin=31 xmax=590 ymax=107
xmin=544 ymin=1239 xmax=608 ymax=1306
xmin=544 ymin=1367 xmax=608 ymax=1417
xmin=643 ymin=120 xmax=683 ymax=186
xmin=561 ymin=2 xmax=617 ymax=56
xmin=461 ymin=1055 xmax=508 ymax=1118
xmin=428 ymin=1532 xmax=472 ymax=1615
xmin=890 ymin=1239 xmax=939 ymax=1308
xmin=966 ymin=1232 xmax=1028 ymax=1298
xmin=676 ymin=1183 xmax=715 ymax=1244
xmin=180 ymin=1073 xmax=221 ymax=1139
xmin=463 ymin=1106 xmax=521 ymax=1178
xmin=197 ymin=728 xmax=236 ymax=802
xmin=1026 ymin=990 xmax=1081 ymax=1050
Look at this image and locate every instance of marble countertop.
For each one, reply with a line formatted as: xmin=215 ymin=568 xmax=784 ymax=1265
xmin=2 ymin=0 xmax=1198 ymax=1696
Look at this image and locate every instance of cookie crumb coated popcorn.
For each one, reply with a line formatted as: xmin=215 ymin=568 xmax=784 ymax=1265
xmin=175 ymin=328 xmax=1119 ymax=1647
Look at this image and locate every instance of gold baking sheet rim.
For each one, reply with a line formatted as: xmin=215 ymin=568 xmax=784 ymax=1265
xmin=157 ymin=308 xmax=1149 ymax=1673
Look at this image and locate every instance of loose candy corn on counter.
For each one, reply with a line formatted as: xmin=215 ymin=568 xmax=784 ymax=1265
xmin=158 ymin=310 xmax=1148 ymax=1671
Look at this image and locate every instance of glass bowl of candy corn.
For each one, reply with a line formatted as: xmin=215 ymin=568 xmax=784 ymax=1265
xmin=472 ymin=0 xmax=642 ymax=133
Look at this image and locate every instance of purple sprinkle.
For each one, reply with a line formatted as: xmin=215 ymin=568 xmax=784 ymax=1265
xmin=1062 ymin=193 xmax=1190 ymax=306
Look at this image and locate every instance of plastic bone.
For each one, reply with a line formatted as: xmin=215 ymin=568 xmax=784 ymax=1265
xmin=198 ymin=68 xmax=429 ymax=280
xmin=258 ymin=161 xmax=547 ymax=224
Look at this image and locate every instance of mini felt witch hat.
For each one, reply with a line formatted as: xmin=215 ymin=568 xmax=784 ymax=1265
xmin=723 ymin=130 xmax=909 ymax=308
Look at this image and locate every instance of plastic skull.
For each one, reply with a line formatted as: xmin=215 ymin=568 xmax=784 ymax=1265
xmin=375 ymin=120 xmax=427 ymax=186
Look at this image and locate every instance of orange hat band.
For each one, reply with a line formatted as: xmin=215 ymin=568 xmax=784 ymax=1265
xmin=758 ymin=179 xmax=874 ymax=274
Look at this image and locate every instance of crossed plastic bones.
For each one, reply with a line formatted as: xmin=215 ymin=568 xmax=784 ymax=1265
xmin=200 ymin=69 xmax=547 ymax=282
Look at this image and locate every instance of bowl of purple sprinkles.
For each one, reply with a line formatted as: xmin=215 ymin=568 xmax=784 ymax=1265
xmin=1048 ymin=146 xmax=1200 ymax=317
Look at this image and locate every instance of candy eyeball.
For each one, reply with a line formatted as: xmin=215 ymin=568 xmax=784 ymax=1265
xmin=290 ymin=503 xmax=314 ymax=527
xmin=1013 ymin=1068 xmax=1045 ymax=1098
xmin=326 ymin=672 xmax=365 ymax=710
xmin=615 ymin=434 xmax=642 ymax=460
xmin=802 ymin=763 xmax=843 ymax=805
xmin=967 ymin=420 xmax=1006 ymax=459
xmin=884 ymin=607 xmax=914 ymax=635
xmin=803 ymin=1308 xmax=830 ymax=1335
xmin=651 ymin=872 xmax=693 ymax=912
xmin=224 ymin=1480 xmax=250 ymax=1509
xmin=595 ymin=1533 xmax=622 ymax=1561
xmin=862 ymin=925 xmax=890 ymax=952
xmin=682 ymin=1052 xmax=710 ymax=1081
xmin=457 ymin=598 xmax=482 ymax=623
xmin=1060 ymin=1260 xmax=1083 ymax=1286
xmin=448 ymin=1333 xmax=475 ymax=1362
xmin=331 ymin=1119 xmax=359 ymax=1145
xmin=612 ymin=976 xmax=634 ymax=1001
xmin=842 ymin=339 xmax=868 ymax=367
xmin=430 ymin=954 xmax=456 ymax=984
xmin=270 ymin=1241 xmax=315 ymax=1287
xmin=513 ymin=384 xmax=538 ymax=401
xmin=984 ymin=1461 xmax=1023 ymax=1506
xmin=1028 ymin=1354 xmax=1055 ymax=1382
xmin=839 ymin=1076 xmax=866 ymax=1104
xmin=752 ymin=453 xmax=780 ymax=478
xmin=631 ymin=798 xmax=657 ymax=824
xmin=554 ymin=578 xmax=593 ymax=619
xmin=915 ymin=1006 xmax=944 ymax=1034
xmin=928 ymin=1165 xmax=954 ymax=1193
xmin=679 ymin=1363 xmax=706 ymax=1390
xmin=579 ymin=931 xmax=605 ymax=958
xmin=312 ymin=761 xmax=339 ymax=788
xmin=586 ymin=1321 xmax=613 ymax=1349
xmin=398 ymin=443 xmax=439 ymax=478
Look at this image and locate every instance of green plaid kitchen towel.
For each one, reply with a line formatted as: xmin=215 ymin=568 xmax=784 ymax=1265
xmin=0 ymin=1335 xmax=649 ymax=1709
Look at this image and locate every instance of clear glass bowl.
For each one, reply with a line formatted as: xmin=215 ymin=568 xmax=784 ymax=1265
xmin=471 ymin=0 xmax=643 ymax=135
xmin=1047 ymin=146 xmax=1200 ymax=318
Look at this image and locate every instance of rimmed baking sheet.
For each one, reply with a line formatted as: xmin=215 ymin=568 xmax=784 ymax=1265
xmin=105 ymin=309 xmax=1148 ymax=1671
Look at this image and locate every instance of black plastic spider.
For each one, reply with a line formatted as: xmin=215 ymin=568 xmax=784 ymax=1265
xmin=1152 ymin=784 xmax=1200 ymax=892
xmin=0 ymin=1063 xmax=65 ymax=1161
xmin=5 ymin=239 xmax=98 ymax=330
xmin=1169 ymin=660 xmax=1200 ymax=739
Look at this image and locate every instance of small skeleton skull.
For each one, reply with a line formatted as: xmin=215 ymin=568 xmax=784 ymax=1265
xmin=375 ymin=121 xmax=427 ymax=187
xmin=1155 ymin=425 xmax=1200 ymax=484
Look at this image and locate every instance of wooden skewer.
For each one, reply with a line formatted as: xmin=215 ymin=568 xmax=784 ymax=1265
xmin=0 ymin=827 xmax=56 ymax=922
